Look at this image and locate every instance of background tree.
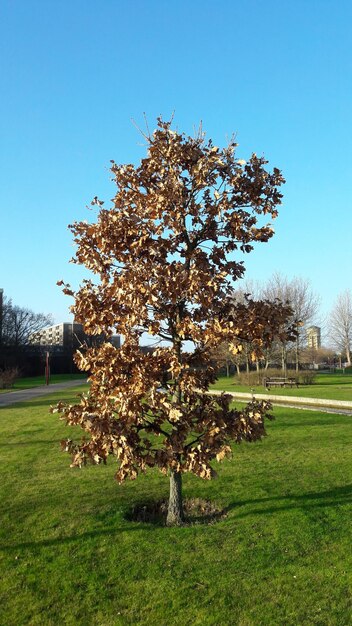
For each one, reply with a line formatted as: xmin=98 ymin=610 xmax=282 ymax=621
xmin=230 ymin=282 xmax=286 ymax=373
xmin=1 ymin=297 xmax=53 ymax=347
xmin=262 ymin=273 xmax=320 ymax=371
xmin=209 ymin=342 xmax=236 ymax=377
xmin=54 ymin=118 xmax=293 ymax=526
xmin=0 ymin=292 xmax=53 ymax=374
xmin=217 ymin=275 xmax=320 ymax=376
xmin=300 ymin=345 xmax=335 ymax=369
xmin=210 ymin=281 xmax=267 ymax=378
xmin=329 ymin=290 xmax=352 ymax=366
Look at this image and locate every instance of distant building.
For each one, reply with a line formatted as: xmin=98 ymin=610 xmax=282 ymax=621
xmin=29 ymin=322 xmax=120 ymax=352
xmin=306 ymin=326 xmax=321 ymax=349
xmin=30 ymin=322 xmax=82 ymax=350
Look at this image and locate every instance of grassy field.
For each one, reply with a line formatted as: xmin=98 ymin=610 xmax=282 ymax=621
xmin=1 ymin=386 xmax=352 ymax=625
xmin=0 ymin=373 xmax=87 ymax=393
xmin=211 ymin=372 xmax=352 ymax=401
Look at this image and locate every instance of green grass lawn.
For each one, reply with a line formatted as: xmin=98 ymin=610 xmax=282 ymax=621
xmin=0 ymin=373 xmax=87 ymax=393
xmin=211 ymin=372 xmax=352 ymax=401
xmin=1 ymin=387 xmax=352 ymax=625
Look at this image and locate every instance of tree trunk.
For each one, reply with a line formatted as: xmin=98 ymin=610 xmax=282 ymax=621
xmin=295 ymin=338 xmax=300 ymax=372
xmin=281 ymin=344 xmax=287 ymax=375
xmin=167 ymin=331 xmax=184 ymax=526
xmin=166 ymin=470 xmax=185 ymax=526
xmin=226 ymin=361 xmax=230 ymax=377
xmin=264 ymin=349 xmax=270 ymax=370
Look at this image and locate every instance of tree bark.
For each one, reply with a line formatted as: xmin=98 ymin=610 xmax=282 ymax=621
xmin=295 ymin=338 xmax=300 ymax=372
xmin=166 ymin=470 xmax=185 ymax=526
xmin=281 ymin=344 xmax=287 ymax=374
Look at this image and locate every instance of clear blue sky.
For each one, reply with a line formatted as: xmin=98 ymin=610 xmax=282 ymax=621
xmin=1 ymin=0 xmax=351 ymax=327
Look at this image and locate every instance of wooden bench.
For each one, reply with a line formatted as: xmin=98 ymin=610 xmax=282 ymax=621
xmin=263 ymin=377 xmax=298 ymax=390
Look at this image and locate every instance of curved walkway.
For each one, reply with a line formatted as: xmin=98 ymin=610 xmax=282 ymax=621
xmin=2 ymin=382 xmax=351 ymax=416
xmin=209 ymin=390 xmax=352 ymax=416
xmin=0 ymin=380 xmax=87 ymax=408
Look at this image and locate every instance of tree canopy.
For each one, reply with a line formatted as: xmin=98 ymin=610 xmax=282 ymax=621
xmin=0 ymin=294 xmax=53 ymax=348
xmin=54 ymin=118 xmax=294 ymax=525
xmin=329 ymin=290 xmax=352 ymax=366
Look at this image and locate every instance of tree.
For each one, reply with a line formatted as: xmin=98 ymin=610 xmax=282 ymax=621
xmin=262 ymin=273 xmax=320 ymax=371
xmin=300 ymin=345 xmax=335 ymax=369
xmin=209 ymin=342 xmax=237 ymax=377
xmin=54 ymin=118 xmax=293 ymax=525
xmin=229 ymin=283 xmax=281 ymax=374
xmin=0 ymin=297 xmax=53 ymax=348
xmin=329 ymin=290 xmax=352 ymax=366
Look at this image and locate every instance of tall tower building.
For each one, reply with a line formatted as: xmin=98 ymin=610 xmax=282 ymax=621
xmin=306 ymin=326 xmax=321 ymax=349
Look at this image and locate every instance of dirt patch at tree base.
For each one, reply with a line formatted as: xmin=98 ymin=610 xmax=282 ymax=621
xmin=125 ymin=498 xmax=227 ymax=526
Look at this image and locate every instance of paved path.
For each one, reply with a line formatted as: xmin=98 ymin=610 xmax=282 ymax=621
xmin=208 ymin=390 xmax=352 ymax=416
xmin=0 ymin=380 xmax=87 ymax=408
xmin=2 ymin=382 xmax=351 ymax=416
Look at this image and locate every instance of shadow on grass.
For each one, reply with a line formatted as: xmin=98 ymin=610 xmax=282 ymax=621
xmin=317 ymin=380 xmax=352 ymax=387
xmin=3 ymin=486 xmax=352 ymax=552
xmin=229 ymin=483 xmax=352 ymax=518
xmin=0 ymin=524 xmax=144 ymax=552
xmin=0 ymin=397 xmax=84 ymax=410
xmin=0 ymin=439 xmax=65 ymax=447
xmin=275 ymin=416 xmax=352 ymax=428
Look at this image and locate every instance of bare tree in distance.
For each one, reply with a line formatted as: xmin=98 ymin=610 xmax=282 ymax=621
xmin=0 ymin=295 xmax=53 ymax=347
xmin=54 ymin=117 xmax=295 ymax=526
xmin=229 ymin=280 xmax=289 ymax=373
xmin=329 ymin=290 xmax=352 ymax=366
xmin=262 ymin=273 xmax=320 ymax=371
xmin=230 ymin=281 xmax=278 ymax=372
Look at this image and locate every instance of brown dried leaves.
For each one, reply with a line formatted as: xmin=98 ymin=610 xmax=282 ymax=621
xmin=55 ymin=117 xmax=288 ymax=483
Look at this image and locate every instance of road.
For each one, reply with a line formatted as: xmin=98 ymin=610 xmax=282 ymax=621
xmin=0 ymin=380 xmax=87 ymax=408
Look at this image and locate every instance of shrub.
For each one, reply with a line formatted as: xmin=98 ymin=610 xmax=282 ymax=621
xmin=297 ymin=371 xmax=316 ymax=385
xmin=233 ymin=368 xmax=316 ymax=387
xmin=0 ymin=367 xmax=20 ymax=389
xmin=234 ymin=368 xmax=284 ymax=387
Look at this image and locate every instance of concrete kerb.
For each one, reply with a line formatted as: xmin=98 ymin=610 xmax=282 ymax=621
xmin=207 ymin=389 xmax=352 ymax=416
